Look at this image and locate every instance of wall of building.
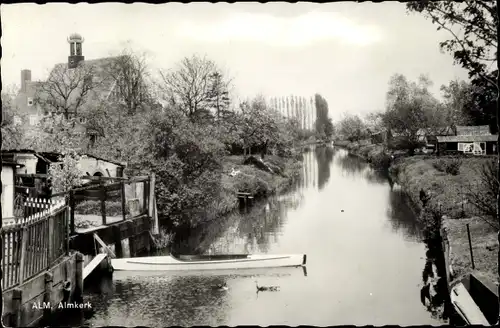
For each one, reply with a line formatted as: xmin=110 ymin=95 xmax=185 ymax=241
xmin=14 ymin=154 xmax=38 ymax=174
xmin=77 ymin=156 xmax=122 ymax=177
xmin=1 ymin=165 xmax=15 ymax=220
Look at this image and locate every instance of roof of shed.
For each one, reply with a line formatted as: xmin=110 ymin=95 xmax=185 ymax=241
xmin=436 ymin=135 xmax=498 ymax=143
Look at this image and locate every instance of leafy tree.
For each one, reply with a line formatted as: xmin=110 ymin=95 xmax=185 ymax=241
xmin=338 ymin=113 xmax=366 ymax=142
xmin=1 ymin=88 xmax=26 ymax=149
xmin=440 ymin=79 xmax=476 ymax=126
xmin=382 ymin=74 xmax=438 ymax=153
xmin=23 ymin=115 xmax=88 ymax=153
xmin=206 ymin=71 xmax=232 ymax=121
xmin=363 ymin=111 xmax=385 ymax=133
xmin=407 ymin=1 xmax=497 ymax=85
xmin=139 ymin=106 xmax=226 ymax=228
xmin=48 ymin=150 xmax=85 ymax=194
xmin=406 ymin=1 xmax=498 ymax=134
xmin=324 ymin=118 xmax=335 ymax=139
xmin=239 ymin=96 xmax=282 ymax=158
xmin=314 ymin=94 xmax=330 ymax=138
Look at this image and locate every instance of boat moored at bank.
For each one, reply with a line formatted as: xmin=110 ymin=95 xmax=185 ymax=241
xmin=111 ymin=253 xmax=307 ymax=271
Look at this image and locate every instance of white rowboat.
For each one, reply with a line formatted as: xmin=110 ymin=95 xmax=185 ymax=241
xmin=111 ymin=254 xmax=307 ymax=271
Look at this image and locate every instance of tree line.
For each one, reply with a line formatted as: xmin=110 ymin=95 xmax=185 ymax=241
xmin=335 ymin=1 xmax=497 ymax=155
xmin=1 ymin=50 xmax=333 ymax=229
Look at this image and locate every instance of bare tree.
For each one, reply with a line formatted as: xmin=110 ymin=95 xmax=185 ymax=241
xmin=104 ymin=48 xmax=151 ymax=115
xmin=159 ymin=55 xmax=221 ymax=119
xmin=34 ymin=62 xmax=97 ymax=119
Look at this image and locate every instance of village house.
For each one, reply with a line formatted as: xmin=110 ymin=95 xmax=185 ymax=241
xmin=12 ymin=33 xmax=135 ymax=146
xmin=1 ymin=149 xmax=126 ymax=198
xmin=436 ymin=125 xmax=497 ymax=156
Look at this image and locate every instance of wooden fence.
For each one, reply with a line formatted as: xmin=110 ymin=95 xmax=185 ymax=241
xmin=51 ymin=175 xmax=151 ymax=234
xmin=1 ymin=203 xmax=69 ymax=291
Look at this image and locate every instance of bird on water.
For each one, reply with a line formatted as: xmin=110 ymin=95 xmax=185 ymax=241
xmin=255 ymin=281 xmax=279 ymax=292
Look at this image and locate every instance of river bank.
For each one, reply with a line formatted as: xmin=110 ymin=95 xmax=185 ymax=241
xmin=333 ymin=140 xmax=392 ymax=169
xmin=335 ymin=140 xmax=498 ymax=287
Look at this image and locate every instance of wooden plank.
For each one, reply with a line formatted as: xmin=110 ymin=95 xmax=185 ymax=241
xmin=17 ymin=271 xmax=45 ymax=305
xmin=16 ymin=173 xmax=49 ymax=179
xmin=83 ymin=253 xmax=107 ymax=280
xmin=121 ymin=181 xmax=127 ymax=221
xmin=93 ymin=233 xmax=116 ymax=258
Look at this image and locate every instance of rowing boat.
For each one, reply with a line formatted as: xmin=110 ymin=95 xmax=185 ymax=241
xmin=111 ymin=253 xmax=307 ymax=271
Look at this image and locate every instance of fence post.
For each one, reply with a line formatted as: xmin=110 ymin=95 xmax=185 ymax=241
xmin=148 ymin=173 xmax=158 ymax=234
xmin=69 ymin=191 xmax=75 ymax=236
xmin=466 ymin=223 xmax=475 ymax=269
xmin=121 ymin=181 xmax=126 ymax=222
xmin=65 ymin=203 xmax=70 ymax=254
xmin=12 ymin=288 xmax=22 ymax=327
xmin=74 ymin=252 xmax=84 ymax=304
xmin=143 ymin=180 xmax=149 ymax=215
xmin=18 ymin=227 xmax=28 ymax=284
xmin=42 ymin=272 xmax=53 ymax=323
xmin=100 ymin=182 xmax=107 ymax=225
xmin=48 ymin=215 xmax=54 ymax=268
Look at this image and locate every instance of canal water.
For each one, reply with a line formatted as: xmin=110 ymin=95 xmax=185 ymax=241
xmin=56 ymin=145 xmax=444 ymax=326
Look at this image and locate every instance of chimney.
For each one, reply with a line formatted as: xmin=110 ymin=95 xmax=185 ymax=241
xmin=21 ymin=69 xmax=32 ymax=93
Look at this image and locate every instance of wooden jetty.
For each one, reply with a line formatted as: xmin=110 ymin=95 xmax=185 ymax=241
xmin=237 ymin=191 xmax=254 ymax=208
xmin=1 ymin=173 xmax=158 ymax=327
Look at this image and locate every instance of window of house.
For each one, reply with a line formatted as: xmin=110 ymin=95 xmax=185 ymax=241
xmin=27 ymin=97 xmax=34 ymax=106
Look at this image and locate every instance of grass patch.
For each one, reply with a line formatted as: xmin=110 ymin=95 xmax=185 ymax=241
xmin=392 ymin=155 xmax=499 ymax=286
xmin=443 ymin=217 xmax=498 ymax=285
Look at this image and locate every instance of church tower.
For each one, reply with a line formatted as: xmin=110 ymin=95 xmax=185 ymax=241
xmin=67 ymin=33 xmax=85 ymax=69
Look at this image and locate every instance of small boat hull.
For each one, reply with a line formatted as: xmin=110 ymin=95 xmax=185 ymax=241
xmin=111 ymin=254 xmax=306 ymax=271
xmin=450 ymin=282 xmax=490 ymax=326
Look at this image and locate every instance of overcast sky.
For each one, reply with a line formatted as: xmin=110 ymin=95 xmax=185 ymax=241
xmin=2 ymin=2 xmax=469 ymax=120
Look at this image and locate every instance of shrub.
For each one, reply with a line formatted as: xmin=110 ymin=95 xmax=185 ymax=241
xmin=371 ymin=152 xmax=391 ymax=170
xmin=432 ymin=158 xmax=462 ymax=176
xmin=466 ymin=158 xmax=498 ymax=217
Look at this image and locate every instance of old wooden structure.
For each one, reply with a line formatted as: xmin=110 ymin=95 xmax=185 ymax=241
xmin=1 ymin=173 xmax=158 ymax=327
xmin=1 ymin=199 xmax=83 ymax=327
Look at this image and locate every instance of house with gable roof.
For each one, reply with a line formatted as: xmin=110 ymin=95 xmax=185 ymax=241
xmin=13 ymin=33 xmax=139 ymax=137
xmin=436 ymin=125 xmax=498 ymax=155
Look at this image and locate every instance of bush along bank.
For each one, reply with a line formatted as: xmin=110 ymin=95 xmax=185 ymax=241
xmin=160 ymin=153 xmax=303 ymax=233
xmin=389 ymin=155 xmax=499 ymax=288
xmin=333 ymin=140 xmax=392 ymax=170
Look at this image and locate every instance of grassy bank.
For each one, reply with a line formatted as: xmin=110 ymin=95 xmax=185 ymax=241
xmin=390 ymin=155 xmax=498 ymax=285
xmin=333 ymin=140 xmax=391 ymax=169
xmin=219 ymin=155 xmax=302 ymax=211
xmin=335 ymin=139 xmax=498 ymax=286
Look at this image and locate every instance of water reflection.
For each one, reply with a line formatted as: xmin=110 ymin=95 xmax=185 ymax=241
xmin=386 ymin=189 xmax=424 ymax=242
xmin=59 ymin=145 xmax=445 ymax=327
xmin=334 ymin=149 xmax=368 ymax=176
xmin=314 ymin=146 xmax=335 ymax=190
xmin=173 ymin=188 xmax=305 ymax=256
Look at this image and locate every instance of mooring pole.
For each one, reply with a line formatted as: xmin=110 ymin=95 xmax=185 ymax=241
xmin=466 ymin=223 xmax=475 ymax=270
